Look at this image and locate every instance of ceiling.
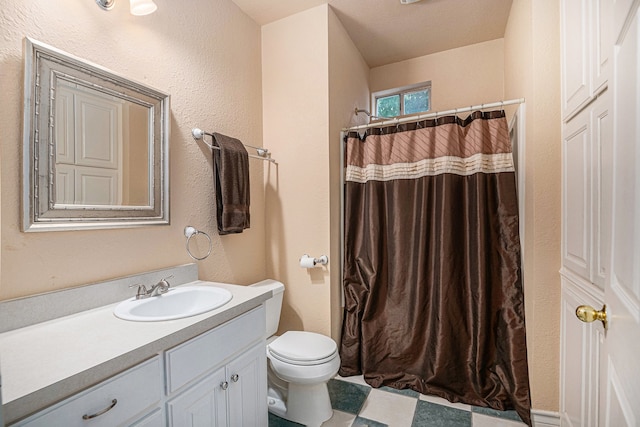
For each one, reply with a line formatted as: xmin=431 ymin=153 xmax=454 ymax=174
xmin=231 ymin=0 xmax=514 ymax=68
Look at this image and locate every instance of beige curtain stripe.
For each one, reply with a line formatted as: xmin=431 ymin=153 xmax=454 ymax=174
xmin=346 ymin=153 xmax=515 ymax=183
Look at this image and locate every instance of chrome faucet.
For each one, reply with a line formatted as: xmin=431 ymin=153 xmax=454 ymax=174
xmin=130 ymin=275 xmax=173 ymax=299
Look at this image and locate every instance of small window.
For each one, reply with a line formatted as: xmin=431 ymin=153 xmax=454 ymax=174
xmin=373 ymin=82 xmax=431 ymax=119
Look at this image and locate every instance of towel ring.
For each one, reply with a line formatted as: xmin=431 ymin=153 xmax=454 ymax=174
xmin=184 ymin=226 xmax=212 ymax=261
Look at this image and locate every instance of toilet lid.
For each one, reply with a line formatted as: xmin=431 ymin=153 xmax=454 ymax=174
xmin=268 ymin=331 xmax=337 ymax=364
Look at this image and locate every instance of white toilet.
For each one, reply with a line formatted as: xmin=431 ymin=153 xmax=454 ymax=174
xmin=250 ymin=279 xmax=340 ymax=427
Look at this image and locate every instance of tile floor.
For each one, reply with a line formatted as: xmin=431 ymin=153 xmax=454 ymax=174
xmin=268 ymin=375 xmax=528 ymax=427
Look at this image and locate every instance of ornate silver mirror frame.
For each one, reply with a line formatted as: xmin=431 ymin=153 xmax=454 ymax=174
xmin=22 ymin=38 xmax=170 ymax=231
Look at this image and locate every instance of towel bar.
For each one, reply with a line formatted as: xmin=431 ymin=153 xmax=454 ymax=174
xmin=191 ymin=128 xmax=275 ymax=163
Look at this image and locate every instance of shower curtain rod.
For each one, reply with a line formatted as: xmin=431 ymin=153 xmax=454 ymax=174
xmin=343 ymin=98 xmax=525 ymax=132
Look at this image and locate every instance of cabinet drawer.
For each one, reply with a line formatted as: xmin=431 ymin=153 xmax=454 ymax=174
xmin=130 ymin=408 xmax=165 ymax=427
xmin=165 ymin=305 xmax=265 ymax=394
xmin=13 ymin=356 xmax=162 ymax=427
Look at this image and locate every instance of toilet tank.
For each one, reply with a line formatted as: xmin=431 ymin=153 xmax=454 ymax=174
xmin=249 ymin=279 xmax=284 ymax=337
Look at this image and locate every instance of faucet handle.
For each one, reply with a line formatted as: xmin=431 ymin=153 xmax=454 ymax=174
xmin=155 ymin=275 xmax=173 ymax=294
xmin=160 ymin=275 xmax=174 ymax=287
xmin=129 ymin=283 xmax=149 ymax=299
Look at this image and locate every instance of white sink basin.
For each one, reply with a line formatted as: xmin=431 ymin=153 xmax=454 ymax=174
xmin=114 ymin=286 xmax=233 ymax=321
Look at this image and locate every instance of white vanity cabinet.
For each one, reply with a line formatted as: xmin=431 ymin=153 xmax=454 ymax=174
xmin=13 ymin=356 xmax=163 ymax=427
xmin=166 ymin=343 xmax=265 ymax=426
xmin=10 ymin=305 xmax=267 ymax=427
xmin=165 ymin=306 xmax=267 ymax=427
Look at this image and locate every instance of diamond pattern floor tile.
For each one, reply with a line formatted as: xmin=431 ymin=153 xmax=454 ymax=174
xmin=327 ymin=378 xmax=371 ymax=415
xmin=269 ymin=377 xmax=532 ymax=427
xmin=411 ymin=400 xmax=472 ymax=427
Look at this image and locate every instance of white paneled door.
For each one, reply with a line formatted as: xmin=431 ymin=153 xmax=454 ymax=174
xmin=561 ymin=1 xmax=640 ymax=426
xmin=601 ymin=1 xmax=640 ymax=425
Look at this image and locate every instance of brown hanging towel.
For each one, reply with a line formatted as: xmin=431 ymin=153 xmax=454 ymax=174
xmin=212 ymin=133 xmax=250 ymax=234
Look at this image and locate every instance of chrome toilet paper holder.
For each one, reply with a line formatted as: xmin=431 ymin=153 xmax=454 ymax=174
xmin=299 ymin=254 xmax=329 ymax=268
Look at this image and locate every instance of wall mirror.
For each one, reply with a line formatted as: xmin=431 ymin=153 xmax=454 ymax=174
xmin=22 ymin=38 xmax=170 ymax=231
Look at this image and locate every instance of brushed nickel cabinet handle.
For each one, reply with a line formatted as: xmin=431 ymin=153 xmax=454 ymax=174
xmin=82 ymin=398 xmax=117 ymax=420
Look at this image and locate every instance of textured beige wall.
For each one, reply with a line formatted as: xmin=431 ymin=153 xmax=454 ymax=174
xmin=262 ymin=5 xmax=369 ymax=338
xmin=0 ymin=0 xmax=266 ymax=300
xmin=327 ymin=7 xmax=370 ymax=340
xmin=370 ymin=39 xmax=505 ymax=112
xmin=504 ymin=0 xmax=561 ymax=412
xmin=261 ymin=5 xmax=369 ymax=339
xmin=262 ymin=5 xmax=332 ymax=336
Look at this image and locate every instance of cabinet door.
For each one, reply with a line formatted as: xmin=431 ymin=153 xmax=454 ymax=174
xmin=167 ymin=366 xmax=227 ymax=427
xmin=562 ymin=109 xmax=591 ymax=279
xmin=226 ymin=342 xmax=267 ymax=427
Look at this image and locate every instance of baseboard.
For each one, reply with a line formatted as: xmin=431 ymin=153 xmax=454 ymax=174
xmin=532 ymin=409 xmax=561 ymax=427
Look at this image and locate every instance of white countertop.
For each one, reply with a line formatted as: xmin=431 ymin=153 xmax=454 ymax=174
xmin=0 ymin=280 xmax=271 ymax=424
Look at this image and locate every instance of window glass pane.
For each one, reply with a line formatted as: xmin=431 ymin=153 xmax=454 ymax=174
xmin=376 ymin=94 xmax=400 ymax=118
xmin=404 ymin=89 xmax=430 ymax=115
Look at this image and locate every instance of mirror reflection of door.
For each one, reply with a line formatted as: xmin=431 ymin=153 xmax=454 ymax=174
xmin=55 ymin=82 xmax=122 ymax=206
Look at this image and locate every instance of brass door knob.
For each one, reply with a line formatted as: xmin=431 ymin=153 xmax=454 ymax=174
xmin=575 ymin=304 xmax=607 ymax=329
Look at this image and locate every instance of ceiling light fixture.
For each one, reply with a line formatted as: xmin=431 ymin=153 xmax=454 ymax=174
xmin=400 ymin=0 xmax=423 ymax=4
xmin=95 ymin=0 xmax=158 ymax=15
xmin=129 ymin=0 xmax=158 ymax=16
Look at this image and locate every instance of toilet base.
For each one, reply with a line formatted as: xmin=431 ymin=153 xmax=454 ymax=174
xmin=267 ymin=381 xmax=333 ymax=427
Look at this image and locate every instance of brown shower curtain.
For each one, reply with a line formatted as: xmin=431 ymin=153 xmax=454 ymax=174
xmin=340 ymin=111 xmax=531 ymax=425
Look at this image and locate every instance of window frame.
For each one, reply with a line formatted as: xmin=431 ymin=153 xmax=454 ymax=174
xmin=371 ymin=81 xmax=432 ymax=121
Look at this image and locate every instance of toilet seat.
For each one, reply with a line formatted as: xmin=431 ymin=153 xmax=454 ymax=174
xmin=268 ymin=331 xmax=338 ymax=366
